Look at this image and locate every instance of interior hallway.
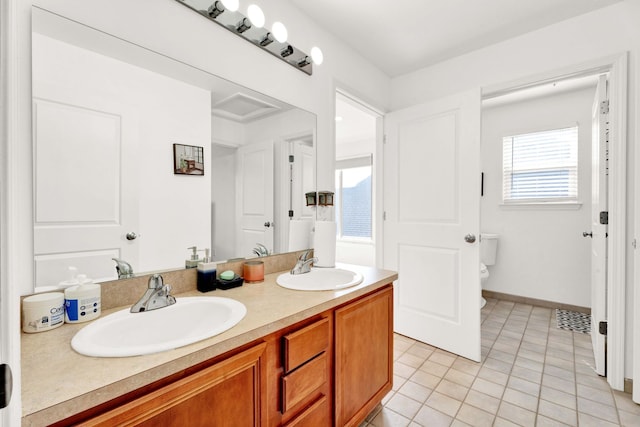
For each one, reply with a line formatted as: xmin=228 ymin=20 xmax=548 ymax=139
xmin=362 ymin=298 xmax=639 ymax=426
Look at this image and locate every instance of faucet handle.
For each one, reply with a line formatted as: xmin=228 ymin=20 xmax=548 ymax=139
xmin=148 ymin=274 xmax=164 ymax=289
xmin=299 ymin=250 xmax=312 ymax=261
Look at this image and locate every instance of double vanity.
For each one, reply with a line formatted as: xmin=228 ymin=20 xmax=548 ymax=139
xmin=21 ymin=258 xmax=397 ymax=426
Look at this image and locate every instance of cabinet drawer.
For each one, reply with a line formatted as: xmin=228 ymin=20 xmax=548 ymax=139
xmin=281 ymin=352 xmax=327 ymax=413
xmin=283 ymin=394 xmax=329 ymax=427
xmin=283 ymin=317 xmax=329 ymax=372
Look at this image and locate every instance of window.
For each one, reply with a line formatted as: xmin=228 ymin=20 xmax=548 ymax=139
xmin=502 ymin=126 xmax=578 ymax=203
xmin=335 ymin=156 xmax=372 ymax=239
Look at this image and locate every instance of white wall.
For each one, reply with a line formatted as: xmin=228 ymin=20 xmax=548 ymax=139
xmin=481 ymin=87 xmax=594 ymax=307
xmin=33 ymin=33 xmax=212 ymax=277
xmin=391 ymin=0 xmax=639 ymax=380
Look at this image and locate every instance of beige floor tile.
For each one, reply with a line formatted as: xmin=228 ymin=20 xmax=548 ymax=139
xmin=539 ymin=386 xmax=577 ymax=410
xmin=393 ymin=374 xmax=407 ymax=391
xmin=385 ymin=393 xmax=422 ymax=420
xmin=576 ymin=382 xmax=615 ymax=406
xmin=369 ymin=407 xmax=411 ymax=427
xmin=464 ymin=389 xmax=501 ymax=414
xmin=429 ymin=351 xmax=456 ymax=367
xmin=451 ymin=358 xmax=481 ymax=376
xmin=544 ymin=364 xmax=575 ymax=382
xmin=515 ymin=356 xmax=544 ymax=373
xmin=577 ymin=396 xmax=620 ymax=423
xmin=397 ymin=380 xmax=432 ymax=404
xmin=406 ymin=345 xmax=434 ymax=360
xmin=493 ymin=416 xmax=521 ymax=426
xmin=398 ymin=352 xmax=428 ymax=369
xmin=450 ymin=420 xmax=473 ymax=427
xmin=456 ymin=403 xmax=495 ymax=427
xmin=575 ymin=371 xmax=613 ymax=391
xmin=394 ymin=361 xmax=418 ymax=379
xmin=420 ymin=360 xmax=449 ymax=377
xmin=542 ymin=373 xmax=575 ymax=393
xmin=425 ymin=391 xmax=462 ymax=417
xmin=613 ymin=391 xmax=640 ymax=415
xmin=484 ymin=356 xmax=514 ymax=374
xmin=508 ymin=376 xmax=541 ymax=398
xmin=577 ymin=412 xmax=620 ymax=427
xmin=618 ymin=409 xmax=640 ymax=426
xmin=413 ymin=405 xmax=453 ymax=427
xmin=538 ymin=399 xmax=578 ymax=426
xmin=502 ymin=387 xmax=539 ymax=412
xmin=477 ymin=365 xmax=510 ymax=386
xmin=497 ymin=401 xmax=536 ymax=427
xmin=535 ymin=414 xmax=572 ymax=426
xmin=471 ymin=377 xmax=505 ymax=399
xmin=434 ymin=379 xmax=469 ymax=401
xmin=512 ymin=364 xmax=543 ymax=384
xmin=409 ymin=370 xmax=442 ymax=389
xmin=444 ymin=368 xmax=476 ymax=388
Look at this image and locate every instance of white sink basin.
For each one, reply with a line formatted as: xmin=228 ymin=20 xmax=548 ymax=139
xmin=276 ymin=268 xmax=363 ymax=291
xmin=71 ymin=296 xmax=246 ymax=357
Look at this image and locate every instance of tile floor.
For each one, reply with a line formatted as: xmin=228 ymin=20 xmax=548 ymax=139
xmin=361 ymin=298 xmax=640 ymax=426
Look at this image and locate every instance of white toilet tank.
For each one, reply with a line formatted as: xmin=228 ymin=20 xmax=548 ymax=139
xmin=480 ymin=233 xmax=499 ymax=266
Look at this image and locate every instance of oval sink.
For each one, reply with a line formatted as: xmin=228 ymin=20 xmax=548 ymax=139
xmin=71 ymin=296 xmax=246 ymax=357
xmin=276 ymin=268 xmax=363 ymax=291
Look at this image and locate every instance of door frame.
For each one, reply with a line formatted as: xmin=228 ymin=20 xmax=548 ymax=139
xmin=482 ymin=52 xmax=628 ymax=390
xmin=334 ymin=88 xmax=385 ymax=267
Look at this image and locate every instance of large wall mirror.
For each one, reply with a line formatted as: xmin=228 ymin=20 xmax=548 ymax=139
xmin=31 ymin=7 xmax=316 ymax=290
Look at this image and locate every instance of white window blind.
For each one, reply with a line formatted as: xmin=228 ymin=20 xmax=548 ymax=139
xmin=503 ymin=126 xmax=578 ymax=203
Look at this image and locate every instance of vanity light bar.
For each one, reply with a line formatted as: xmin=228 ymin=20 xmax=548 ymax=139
xmin=176 ymin=0 xmax=317 ymax=75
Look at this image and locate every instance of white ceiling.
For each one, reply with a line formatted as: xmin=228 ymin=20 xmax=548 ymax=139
xmin=291 ymin=0 xmax=623 ymax=77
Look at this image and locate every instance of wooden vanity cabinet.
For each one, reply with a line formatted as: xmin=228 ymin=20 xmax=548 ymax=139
xmin=334 ymin=285 xmax=393 ymax=427
xmin=52 ymin=283 xmax=393 ymax=427
xmin=77 ymin=342 xmax=267 ymax=427
xmin=267 ymin=315 xmax=332 ymax=427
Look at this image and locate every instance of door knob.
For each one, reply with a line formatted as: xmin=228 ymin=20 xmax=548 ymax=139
xmin=264 ymin=221 xmax=273 ymax=228
xmin=126 ymin=232 xmax=139 ymax=241
xmin=583 ymin=231 xmax=593 ymax=238
xmin=464 ymin=234 xmax=476 ymax=243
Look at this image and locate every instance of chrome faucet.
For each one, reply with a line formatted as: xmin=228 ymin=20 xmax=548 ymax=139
xmin=290 ymin=250 xmax=318 ymax=275
xmin=112 ymin=258 xmax=134 ymax=279
xmin=130 ymin=274 xmax=176 ymax=313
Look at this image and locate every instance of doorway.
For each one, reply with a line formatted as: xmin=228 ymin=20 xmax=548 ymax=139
xmin=479 ymin=52 xmax=628 ymax=392
xmin=334 ymin=91 xmax=381 ymax=267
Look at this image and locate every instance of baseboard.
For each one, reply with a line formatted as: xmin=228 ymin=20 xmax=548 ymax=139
xmin=482 ymin=290 xmax=590 ymax=314
xmin=624 ymin=378 xmax=633 ymax=394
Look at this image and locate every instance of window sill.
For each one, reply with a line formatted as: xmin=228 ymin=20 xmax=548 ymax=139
xmin=500 ymin=201 xmax=583 ymax=210
xmin=337 ymin=238 xmax=374 ymax=245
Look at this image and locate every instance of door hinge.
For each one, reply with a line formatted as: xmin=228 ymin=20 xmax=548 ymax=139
xmin=599 ymin=321 xmax=608 ymax=336
xmin=633 ymin=238 xmax=637 ymax=249
xmin=288 ymin=155 xmax=294 ymax=163
xmin=383 ymin=134 xmax=387 ymax=144
xmin=600 ymin=99 xmax=610 ymax=114
xmin=288 ymin=210 xmax=294 ymax=218
xmin=599 ymin=211 xmax=608 ymax=225
xmin=0 ymin=363 xmax=13 ymax=409
xmin=383 ymin=211 xmax=387 ymax=221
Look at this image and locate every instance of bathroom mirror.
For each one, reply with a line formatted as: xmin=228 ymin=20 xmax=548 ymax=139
xmin=31 ymin=7 xmax=316 ymax=289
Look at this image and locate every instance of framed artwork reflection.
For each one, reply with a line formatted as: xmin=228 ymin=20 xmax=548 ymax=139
xmin=173 ymin=143 xmax=204 ymax=175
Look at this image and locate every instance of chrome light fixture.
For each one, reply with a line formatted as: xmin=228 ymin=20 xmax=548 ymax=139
xmin=176 ymin=0 xmax=321 ymax=75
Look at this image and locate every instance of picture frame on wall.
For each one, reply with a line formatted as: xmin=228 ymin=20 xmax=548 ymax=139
xmin=173 ymin=143 xmax=204 ymax=175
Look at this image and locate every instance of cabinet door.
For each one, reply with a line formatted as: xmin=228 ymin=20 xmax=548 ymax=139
xmin=335 ymin=286 xmax=393 ymax=427
xmin=79 ymin=343 xmax=267 ymax=427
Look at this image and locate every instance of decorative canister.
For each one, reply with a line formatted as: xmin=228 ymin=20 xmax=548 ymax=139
xmin=243 ymin=260 xmax=264 ymax=283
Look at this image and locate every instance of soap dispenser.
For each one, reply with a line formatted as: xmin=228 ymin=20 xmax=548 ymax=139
xmin=186 ymin=246 xmax=201 ymax=269
xmin=197 ymin=249 xmax=217 ymax=293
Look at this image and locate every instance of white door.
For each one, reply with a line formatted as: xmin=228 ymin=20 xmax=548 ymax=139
xmin=32 ymin=98 xmax=139 ymax=287
xmin=590 ymin=75 xmax=609 ymax=376
xmin=384 ymin=89 xmax=482 ymax=361
xmin=292 ymin=141 xmax=316 ymax=222
xmin=236 ymin=141 xmax=274 ymax=257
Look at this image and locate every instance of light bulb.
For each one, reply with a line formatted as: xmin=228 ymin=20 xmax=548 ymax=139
xmin=310 ymin=46 xmax=323 ymax=65
xmin=247 ymin=5 xmax=265 ymax=28
xmin=220 ymin=0 xmax=239 ymax=12
xmin=272 ymin=21 xmax=288 ymax=43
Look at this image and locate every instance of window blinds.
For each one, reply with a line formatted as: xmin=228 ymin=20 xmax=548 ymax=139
xmin=503 ymin=126 xmax=578 ymax=202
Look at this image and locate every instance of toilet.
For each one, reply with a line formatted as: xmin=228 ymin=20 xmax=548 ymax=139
xmin=480 ymin=233 xmax=499 ymax=308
